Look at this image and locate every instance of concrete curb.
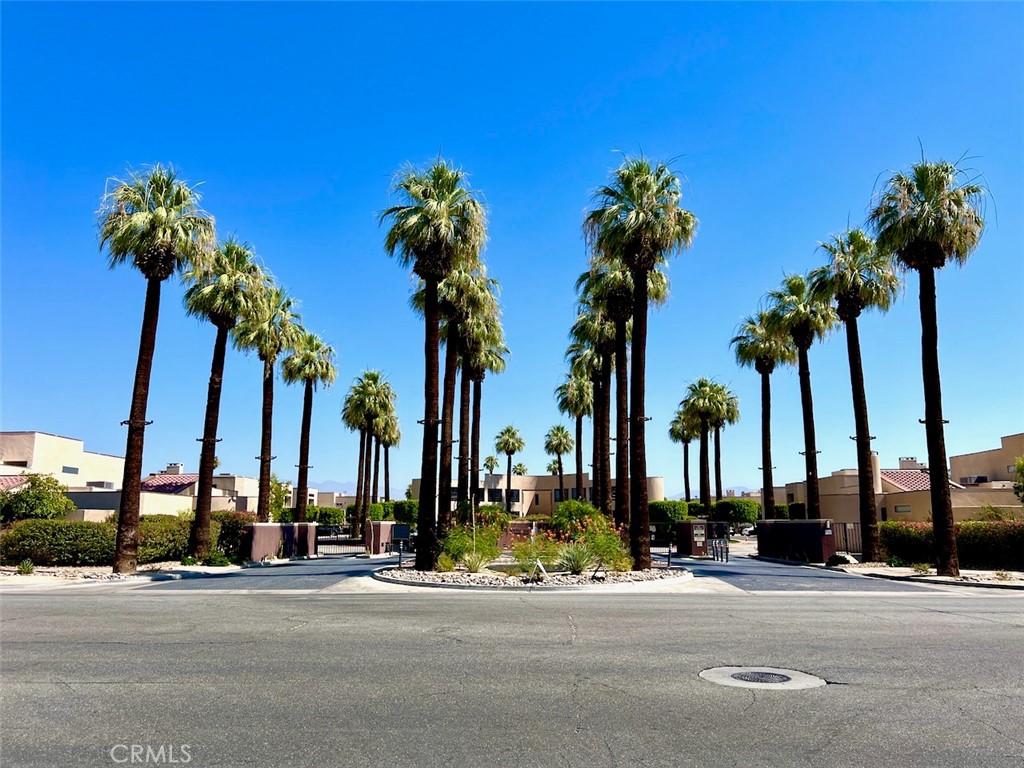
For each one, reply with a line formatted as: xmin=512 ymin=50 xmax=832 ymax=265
xmin=371 ymin=566 xmax=693 ymax=593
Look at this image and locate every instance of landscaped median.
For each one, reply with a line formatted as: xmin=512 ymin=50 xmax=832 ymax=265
xmin=374 ymin=562 xmax=692 ymax=590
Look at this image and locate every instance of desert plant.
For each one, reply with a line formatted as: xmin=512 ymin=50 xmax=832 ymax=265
xmin=558 ymin=542 xmax=596 ymax=575
xmin=551 ymin=499 xmax=602 ymax=537
xmin=911 ymin=563 xmax=932 ymax=575
xmin=17 ymin=558 xmax=34 ymax=575
xmin=436 ymin=553 xmax=457 ymax=572
xmin=460 ymin=550 xmax=490 ymax=573
xmin=511 ymin=533 xmax=561 ymax=569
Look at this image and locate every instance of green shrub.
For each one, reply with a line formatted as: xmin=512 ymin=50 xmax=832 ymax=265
xmin=767 ymin=502 xmax=789 ymax=520
xmin=879 ymin=521 xmax=933 ymax=565
xmin=460 ymin=551 xmax=490 ymax=573
xmin=551 ymin=499 xmax=602 ymax=537
xmin=204 ymin=550 xmax=232 ymax=567
xmin=442 ymin=525 xmax=501 ymax=562
xmin=788 ymin=502 xmax=807 ymax=520
xmin=436 ymin=553 xmax=456 ymax=572
xmin=17 ymin=558 xmax=34 ymax=575
xmin=476 ymin=503 xmax=510 ymax=529
xmin=911 ymin=563 xmax=931 ymax=575
xmin=687 ymin=503 xmax=710 ymax=518
xmin=138 ymin=515 xmax=221 ymax=564
xmin=558 ymin=542 xmax=596 ymax=574
xmin=713 ymin=498 xmax=761 ymax=525
xmin=956 ymin=520 xmax=1024 ymax=570
xmin=0 ymin=474 xmax=76 ymax=525
xmin=312 ymin=506 xmax=347 ymax=526
xmin=648 ymin=500 xmax=689 ymax=523
xmin=572 ymin=514 xmax=632 ymax=571
xmin=392 ymin=500 xmax=418 ymax=528
xmin=511 ymin=532 xmax=561 ymax=569
xmin=211 ymin=510 xmax=256 ymax=560
xmin=0 ymin=519 xmax=115 ymax=566
xmin=273 ymin=507 xmax=296 ymax=523
xmin=368 ymin=503 xmax=389 ymax=521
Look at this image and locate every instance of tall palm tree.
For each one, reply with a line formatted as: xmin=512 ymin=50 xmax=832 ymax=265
xmin=343 ymin=371 xmax=395 ymax=539
xmin=98 ymin=165 xmax=215 ymax=573
xmin=381 ymin=159 xmax=486 ymax=570
xmin=869 ymin=158 xmax=985 ymax=577
xmin=233 ymin=283 xmax=301 ymax=521
xmin=710 ymin=384 xmax=740 ymax=502
xmin=544 ymin=425 xmax=574 ymax=504
xmin=513 ymin=463 xmax=528 ymax=476
xmin=809 ymin=229 xmax=900 ymax=561
xmin=681 ymin=378 xmax=726 ymax=516
xmin=731 ymin=312 xmax=796 ymax=519
xmin=585 ymin=157 xmax=697 ymax=569
xmin=766 ymin=274 xmax=836 ymax=519
xmin=183 ymin=238 xmax=264 ymax=558
xmin=546 ymin=459 xmax=561 ymax=475
xmin=555 ymin=371 xmax=593 ymax=502
xmin=495 ymin=426 xmax=525 ymax=515
xmin=379 ymin=411 xmax=401 ymax=503
xmin=465 ymin=314 xmax=507 ymax=511
xmin=483 ymin=455 xmax=499 ymax=474
xmin=282 ymin=332 xmax=337 ymax=522
xmin=668 ymin=407 xmax=700 ymax=503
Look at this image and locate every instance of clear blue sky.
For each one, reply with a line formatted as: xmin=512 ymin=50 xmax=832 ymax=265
xmin=3 ymin=2 xmax=1022 ymax=498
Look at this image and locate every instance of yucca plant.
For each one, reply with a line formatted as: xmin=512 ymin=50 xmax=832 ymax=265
xmin=558 ymin=542 xmax=597 ymax=575
xmin=460 ymin=550 xmax=490 ymax=573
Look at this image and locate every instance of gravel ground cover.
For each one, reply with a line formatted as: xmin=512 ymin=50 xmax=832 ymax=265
xmin=375 ymin=565 xmax=690 ymax=588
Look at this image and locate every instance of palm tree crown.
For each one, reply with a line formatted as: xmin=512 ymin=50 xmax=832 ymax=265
xmin=731 ymin=311 xmax=797 ymax=376
xmin=495 ymin=426 xmax=525 ymax=458
xmin=513 ymin=463 xmax=528 ymax=476
xmin=282 ymin=332 xmax=337 ymax=390
xmin=483 ymin=455 xmax=500 ymax=474
xmin=809 ymin=229 xmax=900 ymax=321
xmin=233 ymin=283 xmax=302 ymax=364
xmin=184 ymin=238 xmax=264 ymax=330
xmin=99 ymin=164 xmax=215 ymax=280
xmin=766 ymin=273 xmax=837 ymax=349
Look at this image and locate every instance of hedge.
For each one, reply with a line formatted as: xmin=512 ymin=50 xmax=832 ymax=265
xmin=1 ymin=516 xmax=220 ymax=566
xmin=649 ymin=500 xmax=689 ymax=523
xmin=211 ymin=510 xmax=257 ymax=560
xmin=713 ymin=498 xmax=761 ymax=525
xmin=880 ymin=520 xmax=1024 ymax=570
xmin=788 ymin=502 xmax=807 ymax=520
xmin=767 ymin=502 xmax=789 ymax=520
xmin=392 ymin=500 xmax=418 ymax=528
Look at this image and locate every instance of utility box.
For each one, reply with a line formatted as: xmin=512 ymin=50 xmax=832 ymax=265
xmin=674 ymin=521 xmax=709 ymax=557
xmin=365 ymin=520 xmax=395 ymax=555
xmin=756 ymin=520 xmax=838 ymax=564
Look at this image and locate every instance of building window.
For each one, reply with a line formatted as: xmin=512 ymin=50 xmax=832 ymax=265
xmin=571 ymin=488 xmax=580 ymax=500
xmin=62 ymin=466 xmax=79 ymax=475
xmin=534 ymin=493 xmax=540 ymax=505
xmin=894 ymin=505 xmax=911 ymax=514
xmin=553 ymin=489 xmax=562 ymax=502
xmin=509 ymin=490 xmax=521 ymax=503
xmin=487 ymin=489 xmax=503 ymax=503
xmin=787 ymin=493 xmax=795 ymax=503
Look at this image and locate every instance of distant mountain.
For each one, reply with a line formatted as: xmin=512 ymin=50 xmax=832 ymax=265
xmin=310 ymin=479 xmax=407 ymax=500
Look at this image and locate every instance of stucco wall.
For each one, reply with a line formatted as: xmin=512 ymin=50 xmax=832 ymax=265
xmin=949 ymin=434 xmax=1024 ymax=484
xmin=0 ymin=432 xmax=124 ymax=488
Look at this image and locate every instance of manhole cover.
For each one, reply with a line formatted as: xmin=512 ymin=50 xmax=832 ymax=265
xmin=731 ymin=671 xmax=792 ymax=684
xmin=699 ymin=666 xmax=826 ymax=690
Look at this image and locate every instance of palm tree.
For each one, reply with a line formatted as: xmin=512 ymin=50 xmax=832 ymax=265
xmin=183 ymin=238 xmax=263 ymax=558
xmin=381 ymin=159 xmax=486 ymax=570
xmin=731 ymin=312 xmax=796 ymax=519
xmin=766 ymin=274 xmax=836 ymax=519
xmin=282 ymin=332 xmax=337 ymax=522
xmin=710 ymin=384 xmax=740 ymax=502
xmin=809 ymin=229 xmax=899 ymax=561
xmin=483 ymin=455 xmax=499 ymax=474
xmin=495 ymin=426 xmax=525 ymax=515
xmin=668 ymin=407 xmax=700 ymax=503
xmin=546 ymin=459 xmax=560 ymax=475
xmin=513 ymin=463 xmax=528 ymax=476
xmin=379 ymin=412 xmax=401 ymax=503
xmin=681 ymin=378 xmax=725 ymax=516
xmin=342 ymin=371 xmax=395 ymax=539
xmin=98 ymin=165 xmax=215 ymax=573
xmin=233 ymin=283 xmax=301 ymax=522
xmin=555 ymin=371 xmax=593 ymax=502
xmin=869 ymin=158 xmax=985 ymax=577
xmin=544 ymin=425 xmax=574 ymax=504
xmin=585 ymin=157 xmax=697 ymax=569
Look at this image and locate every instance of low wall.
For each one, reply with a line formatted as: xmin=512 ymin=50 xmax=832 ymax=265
xmin=756 ymin=520 xmax=837 ymax=564
xmin=242 ymin=523 xmax=317 ymax=562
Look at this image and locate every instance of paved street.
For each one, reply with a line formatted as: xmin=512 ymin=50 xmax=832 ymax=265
xmin=2 ymin=556 xmax=1022 ymax=768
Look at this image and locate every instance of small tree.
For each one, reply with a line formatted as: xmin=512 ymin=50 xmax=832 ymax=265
xmin=1 ymin=474 xmax=76 ymax=525
xmin=269 ymin=474 xmax=290 ymax=522
xmin=1014 ymin=457 xmax=1024 ymax=506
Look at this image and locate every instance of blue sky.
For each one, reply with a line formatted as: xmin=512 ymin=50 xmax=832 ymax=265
xmin=2 ymin=2 xmax=1022 ymax=498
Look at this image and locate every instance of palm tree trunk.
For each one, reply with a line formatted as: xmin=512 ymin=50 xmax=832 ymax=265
xmin=714 ymin=426 xmax=723 ymax=502
xmin=384 ymin=445 xmax=391 ymax=503
xmin=437 ymin=334 xmax=459 ymax=539
xmin=699 ymin=419 xmax=711 ymax=514
xmin=256 ymin=357 xmax=275 ymax=523
xmin=796 ymin=344 xmax=821 ymax=519
xmin=557 ymin=455 xmax=565 ymax=504
xmin=355 ymin=428 xmax=366 ymax=532
xmin=683 ymin=442 xmax=691 ymax=503
xmin=760 ymin=369 xmax=776 ymax=519
xmin=361 ymin=419 xmax=374 ymax=535
xmin=114 ymin=276 xmax=163 ymax=574
xmin=505 ymin=454 xmax=513 ymax=515
xmin=190 ymin=322 xmax=229 ymax=559
xmin=457 ymin=357 xmax=472 ymax=505
xmin=614 ymin=319 xmax=630 ymax=529
xmin=591 ymin=374 xmax=603 ymax=510
xmin=844 ymin=314 xmax=880 ymax=561
xmin=918 ymin=267 xmax=958 ymax=576
xmin=600 ymin=353 xmax=614 ymax=520
xmin=471 ymin=377 xmax=482 ymax=514
xmin=574 ymin=414 xmax=584 ymax=502
xmin=416 ymin=277 xmax=441 ymax=571
xmin=628 ymin=268 xmax=651 ymax=570
xmin=372 ymin=435 xmax=381 ymax=505
xmin=294 ymin=378 xmax=314 ymax=523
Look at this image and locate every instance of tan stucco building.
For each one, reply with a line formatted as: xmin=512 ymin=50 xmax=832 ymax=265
xmin=1 ymin=431 xmax=124 ymax=489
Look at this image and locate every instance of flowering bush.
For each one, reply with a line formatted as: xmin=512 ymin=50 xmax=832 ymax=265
xmin=880 ymin=520 xmax=1023 ymax=570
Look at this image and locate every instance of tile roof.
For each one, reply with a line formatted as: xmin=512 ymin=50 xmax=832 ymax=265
xmin=140 ymin=474 xmax=199 ymax=494
xmin=0 ymin=475 xmax=28 ymax=491
xmin=880 ymin=469 xmax=964 ymax=492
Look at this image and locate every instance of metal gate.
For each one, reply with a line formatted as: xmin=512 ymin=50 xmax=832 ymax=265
xmin=832 ymin=522 xmax=862 ymax=556
xmin=316 ymin=532 xmax=365 ymax=556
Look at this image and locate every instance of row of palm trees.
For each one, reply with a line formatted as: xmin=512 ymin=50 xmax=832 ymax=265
xmin=99 ymin=165 xmax=338 ymax=572
xmin=723 ymin=158 xmax=983 ymax=576
xmin=380 ymin=160 xmax=509 ymax=570
xmin=671 ymin=380 xmax=740 ymax=513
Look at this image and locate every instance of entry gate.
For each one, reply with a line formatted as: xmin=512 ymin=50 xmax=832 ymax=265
xmin=316 ymin=529 xmax=365 ymax=556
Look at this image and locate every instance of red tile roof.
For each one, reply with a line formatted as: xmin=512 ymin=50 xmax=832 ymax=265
xmin=0 ymin=476 xmax=28 ymax=491
xmin=140 ymin=474 xmax=199 ymax=494
xmin=880 ymin=469 xmax=964 ymax=492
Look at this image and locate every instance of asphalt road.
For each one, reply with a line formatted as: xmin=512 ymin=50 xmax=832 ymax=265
xmin=2 ymin=577 xmax=1022 ymax=768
